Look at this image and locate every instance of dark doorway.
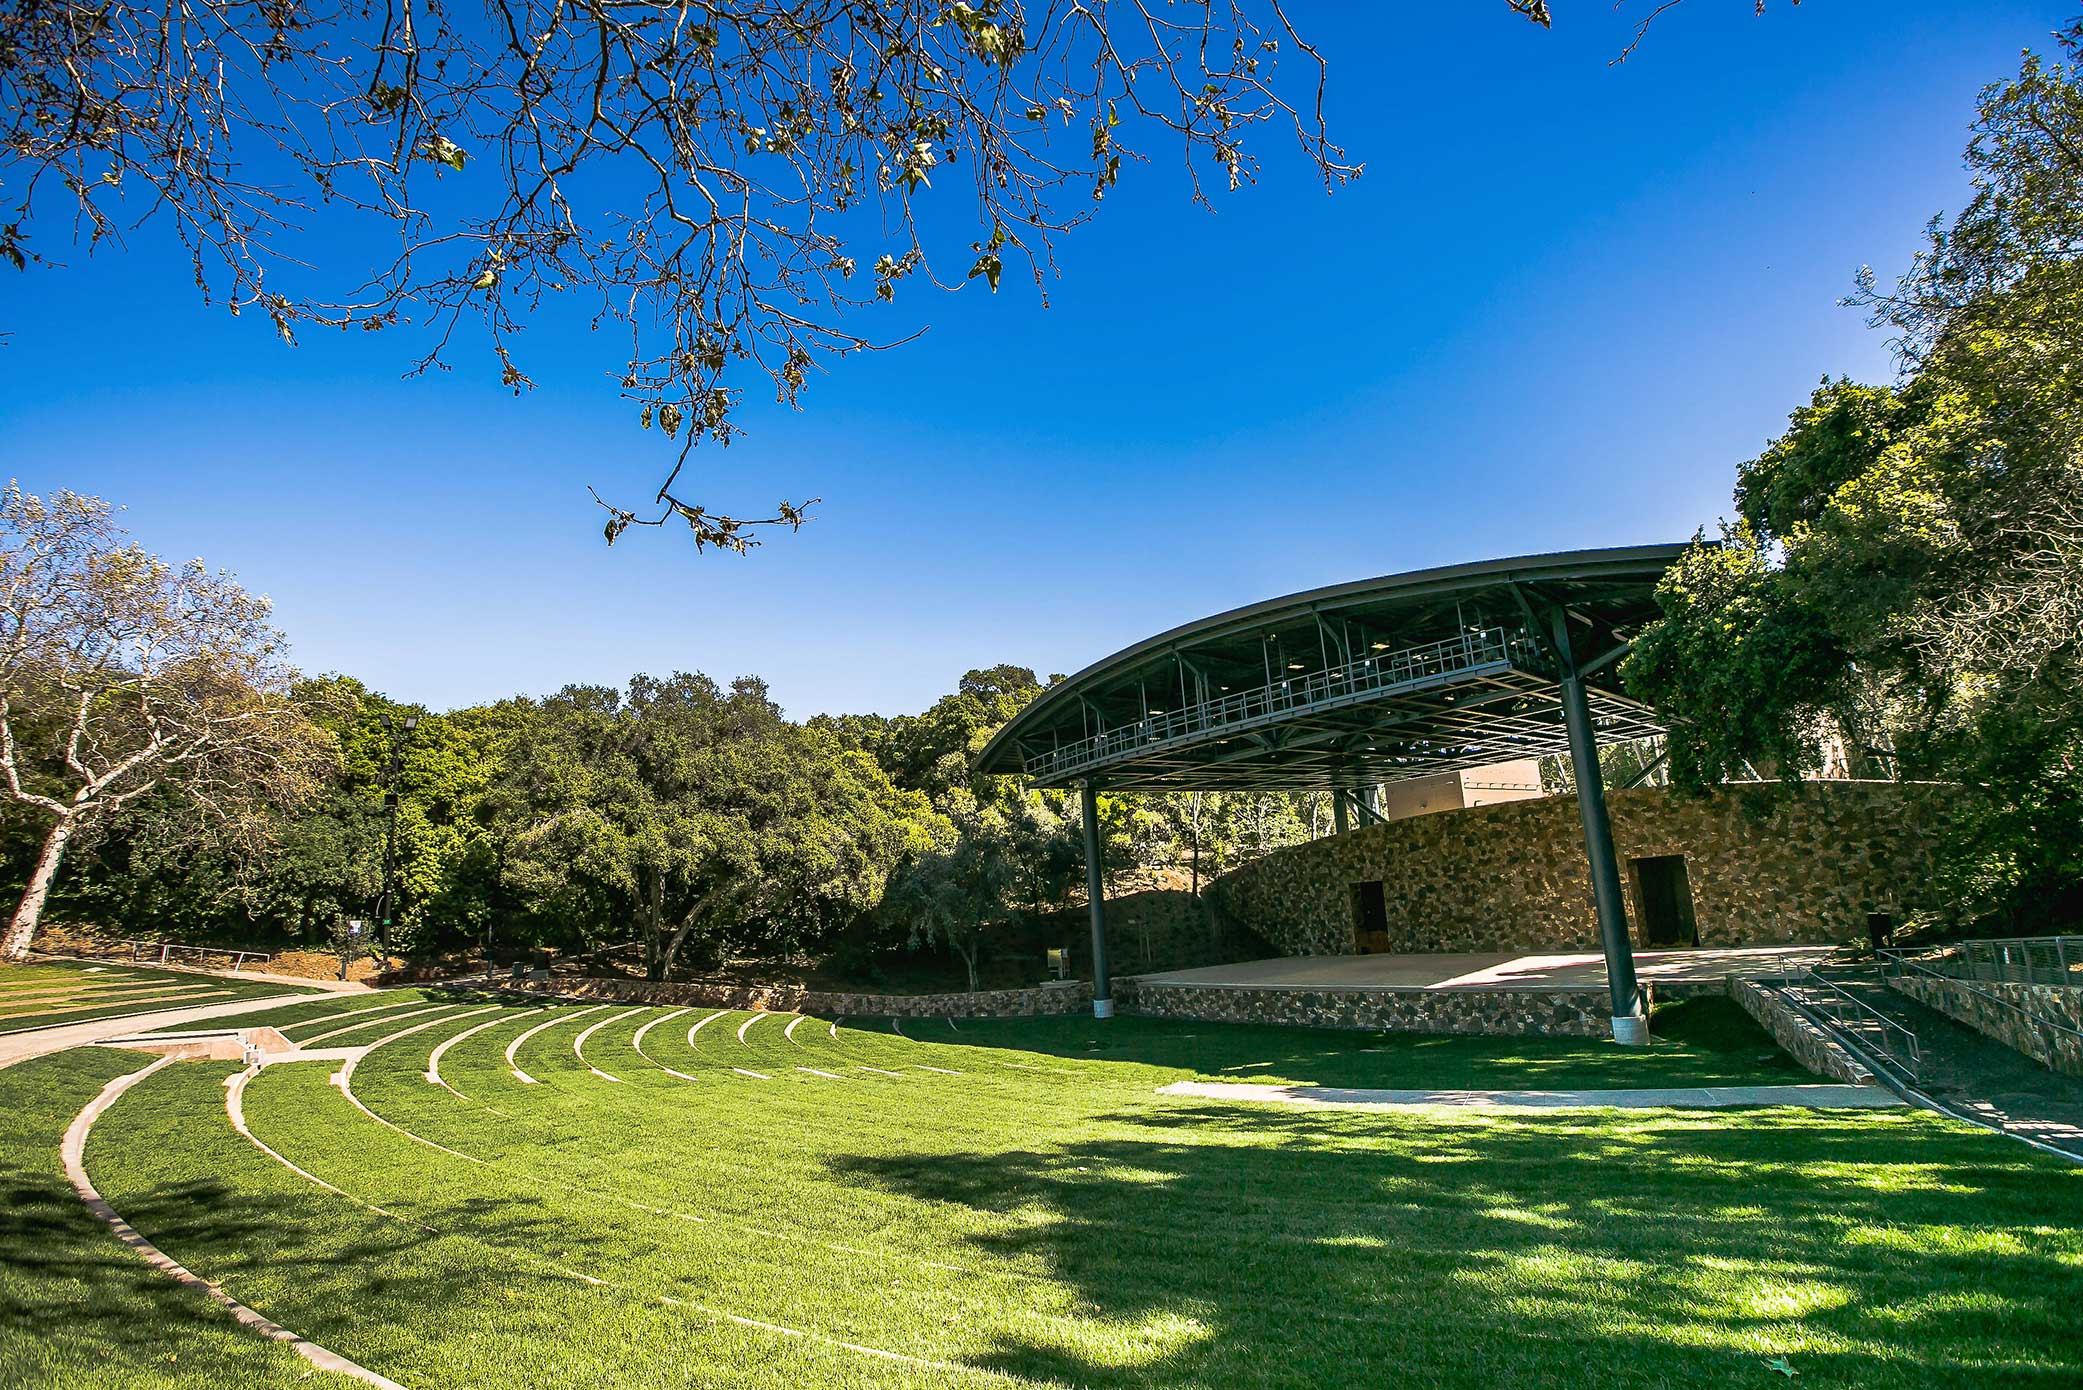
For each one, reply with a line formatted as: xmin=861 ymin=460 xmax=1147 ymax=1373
xmin=1351 ymin=880 xmax=1390 ymax=954
xmin=1866 ymin=912 xmax=1895 ymax=950
xmin=1629 ymin=855 xmax=1698 ymax=946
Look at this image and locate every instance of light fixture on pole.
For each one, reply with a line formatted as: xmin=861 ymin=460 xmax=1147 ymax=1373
xmin=374 ymin=712 xmax=420 ymax=959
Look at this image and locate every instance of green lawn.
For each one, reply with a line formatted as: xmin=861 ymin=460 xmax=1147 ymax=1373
xmin=1 ymin=992 xmax=2077 ymax=1389
xmin=954 ymin=995 xmax=1810 ymax=1090
xmin=0 ymin=961 xmax=322 ymax=1036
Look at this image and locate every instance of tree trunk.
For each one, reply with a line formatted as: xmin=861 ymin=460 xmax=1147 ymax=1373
xmin=659 ymin=884 xmax=733 ymax=981
xmin=3 ymin=814 xmax=75 ymax=960
xmin=643 ymin=868 xmax=666 ymax=981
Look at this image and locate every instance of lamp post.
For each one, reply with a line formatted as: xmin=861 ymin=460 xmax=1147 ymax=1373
xmin=340 ymin=919 xmax=363 ymax=982
xmin=374 ymin=712 xmax=419 ymax=958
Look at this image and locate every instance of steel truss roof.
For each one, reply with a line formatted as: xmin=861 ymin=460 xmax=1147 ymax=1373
xmin=975 ymin=545 xmax=1688 ymax=792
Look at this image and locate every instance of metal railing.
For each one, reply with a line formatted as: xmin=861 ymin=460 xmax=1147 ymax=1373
xmin=1023 ymin=626 xmax=1534 ymax=781
xmin=1777 ymin=965 xmax=1922 ymax=1083
xmin=1879 ymin=946 xmax=2083 ymax=1066
xmin=1889 ymin=935 xmax=2083 ymax=989
xmin=122 ymin=940 xmax=275 ymax=973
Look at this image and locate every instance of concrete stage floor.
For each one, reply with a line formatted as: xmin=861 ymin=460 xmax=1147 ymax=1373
xmin=1134 ymin=944 xmax=1836 ymax=991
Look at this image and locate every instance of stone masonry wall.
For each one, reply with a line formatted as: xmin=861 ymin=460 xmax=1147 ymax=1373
xmin=1889 ymin=973 xmax=2083 ymax=1079
xmin=1126 ymin=982 xmax=1617 ymax=1038
xmin=498 ymin=974 xmax=1095 ymax=1019
xmin=1205 ymin=781 xmax=1949 ymax=957
xmin=500 ymin=972 xmax=1624 ymax=1040
xmin=502 ymin=967 xmax=1903 ymax=1080
xmin=1021 ymin=888 xmax=1272 ymax=978
xmin=1726 ymin=978 xmax=1876 ymax=1085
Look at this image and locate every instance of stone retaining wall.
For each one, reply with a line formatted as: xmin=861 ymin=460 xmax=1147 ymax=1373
xmin=498 ymin=974 xmax=1095 ymax=1019
xmin=1022 ymin=889 xmax=1272 ymax=977
xmin=1726 ymin=978 xmax=1876 ymax=1085
xmin=1205 ymin=780 xmax=1949 ymax=957
xmin=500 ymin=966 xmax=1888 ymax=1081
xmin=1889 ymin=973 xmax=2083 ymax=1079
xmin=1125 ymin=981 xmax=1618 ymax=1037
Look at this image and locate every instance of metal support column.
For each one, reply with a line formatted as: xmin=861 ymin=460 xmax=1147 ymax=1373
xmin=1080 ymin=782 xmax=1114 ymax=1020
xmin=1332 ymin=789 xmax=1350 ymax=836
xmin=1558 ymin=660 xmax=1646 ymax=1044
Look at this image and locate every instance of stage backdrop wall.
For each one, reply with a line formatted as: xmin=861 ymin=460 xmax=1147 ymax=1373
xmin=1202 ymin=781 xmax=1949 ymax=957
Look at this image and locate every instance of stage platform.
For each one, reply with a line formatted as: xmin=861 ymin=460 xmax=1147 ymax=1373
xmin=1133 ymin=945 xmax=1835 ymax=993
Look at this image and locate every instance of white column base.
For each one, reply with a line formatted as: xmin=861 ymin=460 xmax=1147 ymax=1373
xmin=1092 ymin=998 xmax=1115 ymax=1020
xmin=1611 ymin=1014 xmax=1649 ymax=1046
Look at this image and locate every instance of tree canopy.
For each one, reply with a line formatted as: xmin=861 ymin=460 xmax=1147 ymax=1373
xmin=0 ymin=628 xmax=1322 ymax=981
xmin=1626 ymin=22 xmax=2083 ymax=931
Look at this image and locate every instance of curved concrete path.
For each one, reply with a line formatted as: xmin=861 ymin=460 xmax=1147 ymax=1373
xmin=1138 ymin=944 xmax=1839 ymax=991
xmin=63 ymin=1056 xmax=408 ymax=1388
xmin=0 ymin=991 xmax=354 ymax=1071
xmin=1159 ymin=1080 xmax=1903 ymax=1111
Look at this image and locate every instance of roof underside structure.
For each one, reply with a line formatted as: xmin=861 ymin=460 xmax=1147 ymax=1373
xmin=975 ymin=546 xmax=1688 ymax=794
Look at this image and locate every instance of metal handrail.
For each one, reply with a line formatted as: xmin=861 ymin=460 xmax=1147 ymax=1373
xmin=122 ymin=940 xmax=276 ymax=972
xmin=1776 ymin=965 xmax=1922 ymax=1082
xmin=1023 ymin=626 xmax=1534 ymax=781
xmin=1890 ymin=935 xmax=2083 ymax=989
xmin=1879 ymin=948 xmax=2083 ymax=1052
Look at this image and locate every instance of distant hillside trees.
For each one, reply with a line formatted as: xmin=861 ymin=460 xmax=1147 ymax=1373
xmin=0 ymin=606 xmax=1334 ymax=976
xmin=494 ymin=673 xmax=930 ymax=978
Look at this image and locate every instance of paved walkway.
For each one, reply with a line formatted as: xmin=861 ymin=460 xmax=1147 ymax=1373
xmin=1158 ymin=1079 xmax=1902 ymax=1111
xmin=0 ymin=992 xmax=363 ymax=1071
xmin=1136 ymin=945 xmax=1837 ymax=991
xmin=1828 ymin=969 xmax=2083 ymax=1159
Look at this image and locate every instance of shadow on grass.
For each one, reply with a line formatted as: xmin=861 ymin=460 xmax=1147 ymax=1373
xmin=930 ymin=997 xmax=1806 ymax=1092
xmin=826 ymin=1099 xmax=2083 ymax=1389
xmin=0 ymin=1090 xmax=327 ymax=1384
xmin=1 ymin=1048 xmax=595 ymax=1388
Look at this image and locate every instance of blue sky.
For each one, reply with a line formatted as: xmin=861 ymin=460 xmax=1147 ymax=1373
xmin=1 ymin=1 xmax=2069 ymax=718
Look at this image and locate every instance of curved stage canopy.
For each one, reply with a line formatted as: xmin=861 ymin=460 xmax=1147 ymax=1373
xmin=977 ymin=545 xmax=1688 ymax=794
xmin=977 ymin=544 xmax=1693 ymax=1039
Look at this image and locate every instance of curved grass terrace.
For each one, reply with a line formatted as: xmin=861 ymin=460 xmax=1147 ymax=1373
xmin=1 ymin=989 xmax=2078 ymax=1389
xmin=0 ymin=961 xmax=325 ymax=1037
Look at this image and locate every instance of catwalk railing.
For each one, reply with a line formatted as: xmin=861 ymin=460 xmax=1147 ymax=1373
xmin=1021 ymin=626 xmax=1534 ymax=782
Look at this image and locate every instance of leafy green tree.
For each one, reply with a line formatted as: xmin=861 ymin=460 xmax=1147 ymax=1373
xmin=1094 ymin=790 xmax=1170 ymax=875
xmin=882 ymin=799 xmax=1021 ymax=993
xmin=1623 ymin=523 xmax=1862 ymax=788
xmin=823 ymin=665 xmax=1049 ymax=798
xmin=1629 ymin=27 xmax=2083 ymax=931
xmin=496 ymin=673 xmax=922 ymax=978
